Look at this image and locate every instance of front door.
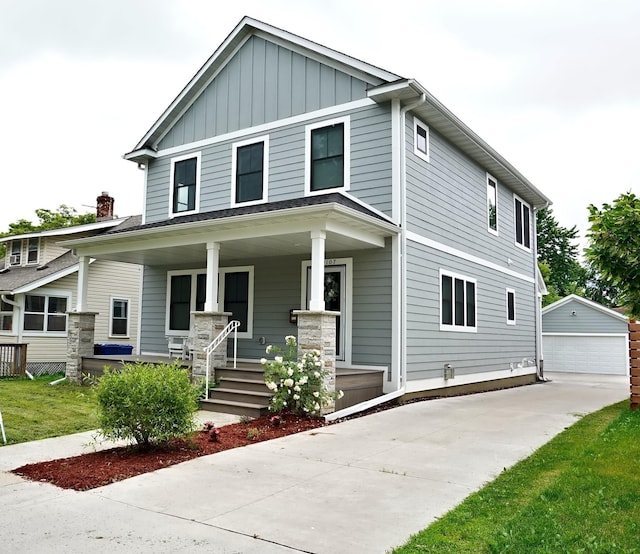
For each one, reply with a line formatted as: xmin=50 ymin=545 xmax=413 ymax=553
xmin=305 ymin=264 xmax=346 ymax=361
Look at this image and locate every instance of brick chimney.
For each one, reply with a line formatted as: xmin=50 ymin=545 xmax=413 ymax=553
xmin=96 ymin=191 xmax=115 ymax=221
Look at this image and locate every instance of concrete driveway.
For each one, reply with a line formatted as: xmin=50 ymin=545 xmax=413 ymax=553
xmin=0 ymin=372 xmax=628 ymax=553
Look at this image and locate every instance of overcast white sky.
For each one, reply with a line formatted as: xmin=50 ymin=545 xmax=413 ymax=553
xmin=1 ymin=0 xmax=638 ymax=250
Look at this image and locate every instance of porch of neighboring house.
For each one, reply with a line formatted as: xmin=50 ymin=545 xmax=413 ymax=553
xmin=82 ymin=353 xmax=385 ymax=417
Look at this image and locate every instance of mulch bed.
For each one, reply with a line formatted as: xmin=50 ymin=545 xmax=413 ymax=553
xmin=12 ymin=412 xmax=327 ymax=491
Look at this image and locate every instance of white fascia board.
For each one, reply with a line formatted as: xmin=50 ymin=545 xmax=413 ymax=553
xmin=130 ymin=16 xmax=400 ymax=154
xmin=123 ymin=148 xmax=158 ymax=162
xmin=542 ymin=294 xmax=628 ymax=321
xmin=0 ymin=219 xmax=129 ymax=243
xmin=60 ymin=203 xmax=399 ymax=255
xmin=11 ymin=259 xmax=97 ymax=294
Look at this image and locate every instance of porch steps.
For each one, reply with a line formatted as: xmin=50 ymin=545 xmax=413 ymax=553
xmin=199 ymin=363 xmax=272 ymax=417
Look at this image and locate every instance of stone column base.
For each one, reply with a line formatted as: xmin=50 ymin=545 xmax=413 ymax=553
xmin=191 ymin=312 xmax=232 ymax=385
xmin=294 ymin=310 xmax=338 ymax=414
xmin=66 ymin=312 xmax=98 ymax=383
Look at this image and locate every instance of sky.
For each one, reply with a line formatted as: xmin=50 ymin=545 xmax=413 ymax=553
xmin=1 ymin=0 xmax=639 ymax=251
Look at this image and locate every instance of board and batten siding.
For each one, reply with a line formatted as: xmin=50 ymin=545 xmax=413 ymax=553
xmin=405 ymin=240 xmax=536 ymax=381
xmin=144 ymin=103 xmax=393 ymax=222
xmin=542 ymin=300 xmax=628 ymax=334
xmin=158 ymin=36 xmax=372 ymax=150
xmin=405 ymin=117 xmax=534 ymax=276
xmin=139 ymin=266 xmax=171 ymax=354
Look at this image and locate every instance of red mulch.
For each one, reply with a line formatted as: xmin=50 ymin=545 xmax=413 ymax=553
xmin=12 ymin=413 xmax=327 ymax=491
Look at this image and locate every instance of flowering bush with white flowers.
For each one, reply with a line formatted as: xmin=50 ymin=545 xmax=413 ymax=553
xmin=261 ymin=335 xmax=343 ymax=415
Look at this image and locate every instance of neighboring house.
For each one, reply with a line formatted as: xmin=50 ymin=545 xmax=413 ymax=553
xmin=0 ymin=193 xmax=141 ymax=374
xmin=61 ymin=17 xmax=551 ymax=406
xmin=542 ymin=294 xmax=629 ymax=375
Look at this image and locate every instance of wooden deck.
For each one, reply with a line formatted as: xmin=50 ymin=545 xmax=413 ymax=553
xmin=81 ymin=355 xmax=385 ymax=416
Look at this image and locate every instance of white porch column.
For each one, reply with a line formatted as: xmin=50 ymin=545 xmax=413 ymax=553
xmin=309 ymin=230 xmax=326 ymax=311
xmin=76 ymin=256 xmax=90 ymax=312
xmin=205 ymin=242 xmax=220 ymax=312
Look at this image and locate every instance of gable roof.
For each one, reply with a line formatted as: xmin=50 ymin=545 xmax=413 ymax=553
xmin=542 ymin=294 xmax=628 ymax=322
xmin=124 ymin=16 xmax=550 ymax=209
xmin=126 ymin=16 xmax=400 ymax=157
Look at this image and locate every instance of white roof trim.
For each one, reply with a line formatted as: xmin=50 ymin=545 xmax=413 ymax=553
xmin=0 ymin=218 xmax=129 ymax=243
xmin=542 ymin=294 xmax=628 ymax=322
xmin=129 ymin=16 xmax=400 ymax=154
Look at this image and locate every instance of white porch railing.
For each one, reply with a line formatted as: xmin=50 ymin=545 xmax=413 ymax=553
xmin=204 ymin=319 xmax=240 ymax=394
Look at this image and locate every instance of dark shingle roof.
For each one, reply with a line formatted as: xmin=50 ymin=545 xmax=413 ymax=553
xmin=104 ymin=193 xmax=391 ymax=236
xmin=0 ymin=251 xmax=78 ymax=293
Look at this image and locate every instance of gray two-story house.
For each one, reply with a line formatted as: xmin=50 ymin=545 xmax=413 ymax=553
xmin=64 ymin=17 xmax=550 ymax=414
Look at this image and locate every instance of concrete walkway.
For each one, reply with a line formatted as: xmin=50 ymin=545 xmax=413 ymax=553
xmin=0 ymin=372 xmax=629 ymax=553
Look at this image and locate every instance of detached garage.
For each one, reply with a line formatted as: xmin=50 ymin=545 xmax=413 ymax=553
xmin=542 ymin=295 xmax=629 ymax=375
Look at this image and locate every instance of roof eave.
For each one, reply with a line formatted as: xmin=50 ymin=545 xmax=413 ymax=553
xmin=367 ymin=80 xmax=552 ymax=209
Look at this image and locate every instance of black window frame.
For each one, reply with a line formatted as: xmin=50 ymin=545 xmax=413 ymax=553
xmin=172 ymin=156 xmax=198 ymax=214
xmin=310 ymin=122 xmax=345 ymax=192
xmin=235 ymin=141 xmax=265 ymax=204
xmin=487 ymin=175 xmax=498 ymax=233
xmin=440 ymin=271 xmax=477 ymax=331
xmin=514 ymin=196 xmax=531 ymax=249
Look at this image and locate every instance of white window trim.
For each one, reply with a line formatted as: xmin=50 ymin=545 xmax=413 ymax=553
xmin=439 ymin=269 xmax=478 ymax=333
xmin=9 ymin=240 xmax=22 ymax=266
xmin=219 ymin=266 xmax=254 ymax=339
xmin=513 ymin=193 xmax=532 ymax=252
xmin=110 ymin=296 xmax=130 ymax=338
xmin=506 ymin=288 xmax=516 ymax=325
xmin=486 ymin=173 xmax=498 ymax=236
xmin=413 ymin=116 xmax=430 ymax=163
xmin=169 ymin=151 xmax=201 ymax=218
xmin=21 ymin=288 xmax=71 ymax=336
xmin=165 ymin=267 xmax=254 ymax=339
xmin=0 ymin=296 xmax=15 ymax=335
xmin=304 ymin=115 xmax=350 ymax=196
xmin=300 ymin=257 xmax=353 ymax=365
xmin=231 ymin=135 xmax=269 ymax=207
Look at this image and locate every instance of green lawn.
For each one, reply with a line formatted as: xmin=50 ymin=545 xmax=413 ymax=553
xmin=393 ymin=401 xmax=640 ymax=553
xmin=0 ymin=374 xmax=98 ymax=446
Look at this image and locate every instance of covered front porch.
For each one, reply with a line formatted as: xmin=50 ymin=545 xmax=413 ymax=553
xmin=62 ymin=195 xmax=398 ymax=415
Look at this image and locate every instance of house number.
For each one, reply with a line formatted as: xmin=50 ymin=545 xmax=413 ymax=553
xmin=324 ymin=258 xmax=337 ymax=265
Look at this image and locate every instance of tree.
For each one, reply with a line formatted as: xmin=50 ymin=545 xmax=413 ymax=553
xmin=0 ymin=205 xmax=95 ymax=259
xmin=536 ymin=207 xmax=586 ymax=305
xmin=586 ymin=192 xmax=640 ymax=317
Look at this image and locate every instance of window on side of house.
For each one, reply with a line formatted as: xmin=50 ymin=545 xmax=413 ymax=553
xmin=487 ymin=174 xmax=498 ymax=234
xmin=9 ymin=240 xmax=21 ymax=265
xmin=506 ymin=289 xmax=516 ymax=325
xmin=440 ymin=270 xmax=477 ymax=332
xmin=514 ymin=195 xmax=531 ymax=250
xmin=170 ymin=153 xmax=200 ymax=215
xmin=306 ymin=117 xmax=349 ymax=195
xmin=0 ymin=295 xmax=14 ymax=332
xmin=23 ymin=294 xmax=68 ymax=333
xmin=232 ymin=137 xmax=268 ymax=206
xmin=110 ymin=298 xmax=129 ymax=337
xmin=414 ymin=117 xmax=430 ymax=162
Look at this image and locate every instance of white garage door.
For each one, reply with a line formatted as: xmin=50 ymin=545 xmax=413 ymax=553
xmin=543 ymin=334 xmax=628 ymax=375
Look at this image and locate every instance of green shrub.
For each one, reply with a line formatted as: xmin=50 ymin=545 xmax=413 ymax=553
xmin=95 ymin=361 xmax=200 ymax=448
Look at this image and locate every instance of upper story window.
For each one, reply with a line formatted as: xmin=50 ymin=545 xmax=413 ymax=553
xmin=414 ymin=117 xmax=430 ymax=162
xmin=506 ymin=288 xmax=516 ymax=325
xmin=232 ymin=136 xmax=269 ymax=206
xmin=487 ymin=174 xmax=498 ymax=234
xmin=27 ymin=238 xmax=39 ymax=264
xmin=440 ymin=269 xmax=477 ymax=332
xmin=23 ymin=293 xmax=68 ymax=334
xmin=170 ymin=152 xmax=200 ymax=216
xmin=110 ymin=298 xmax=130 ymax=337
xmin=9 ymin=241 xmax=21 ymax=265
xmin=305 ymin=116 xmax=350 ymax=195
xmin=514 ymin=194 xmax=531 ymax=250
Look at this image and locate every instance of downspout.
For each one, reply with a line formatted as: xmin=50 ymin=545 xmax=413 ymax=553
xmin=398 ymin=94 xmax=426 ymax=391
xmin=532 ymin=205 xmax=547 ymax=381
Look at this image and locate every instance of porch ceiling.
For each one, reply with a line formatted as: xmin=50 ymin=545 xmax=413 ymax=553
xmin=61 ymin=202 xmax=398 ymax=267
